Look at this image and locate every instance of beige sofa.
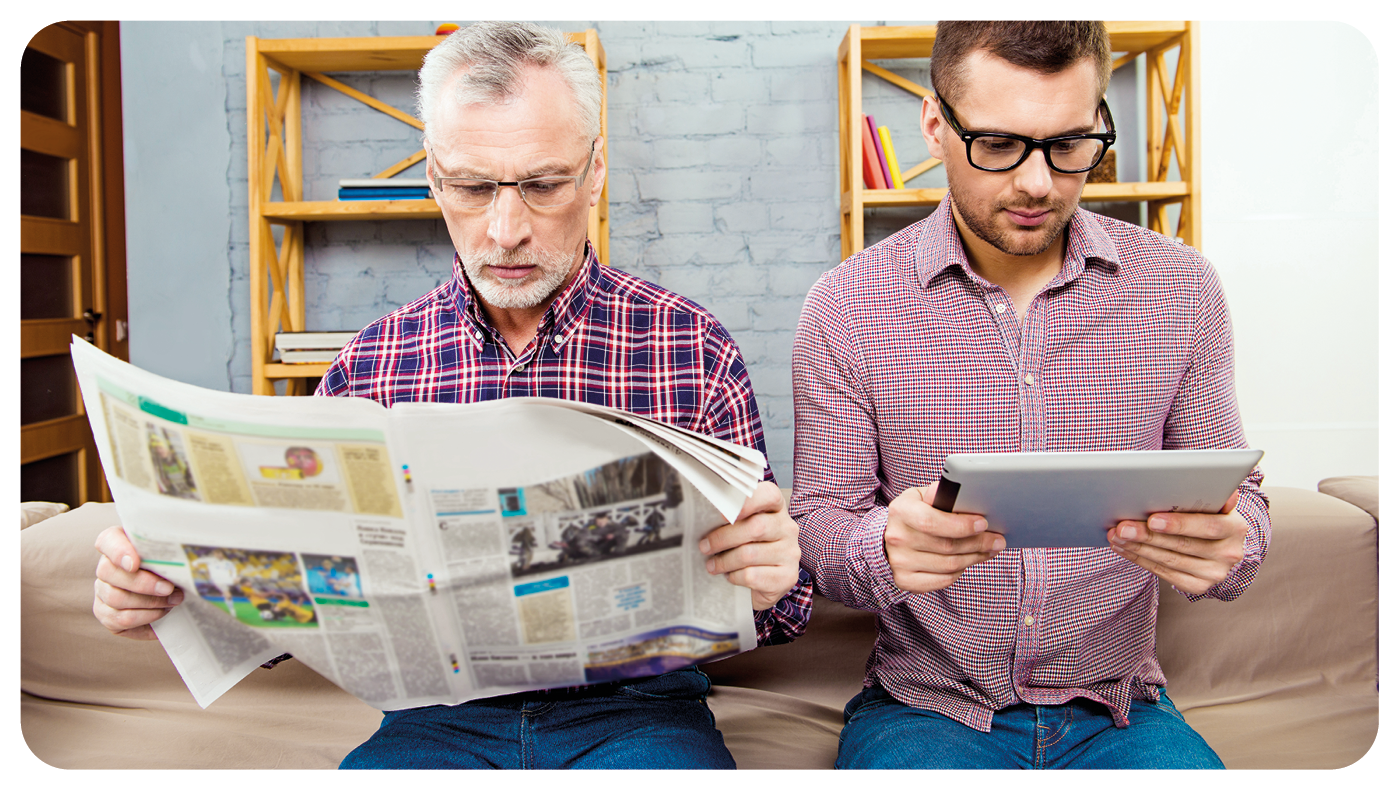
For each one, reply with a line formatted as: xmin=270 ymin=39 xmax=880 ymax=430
xmin=22 ymin=479 xmax=1378 ymax=769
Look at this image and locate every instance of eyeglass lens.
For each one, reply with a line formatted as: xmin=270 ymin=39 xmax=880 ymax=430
xmin=969 ymin=136 xmax=1106 ymax=172
xmin=439 ymin=177 xmax=581 ymax=209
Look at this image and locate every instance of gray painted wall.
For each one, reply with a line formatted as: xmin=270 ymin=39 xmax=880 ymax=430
xmin=120 ymin=21 xmax=234 ymax=391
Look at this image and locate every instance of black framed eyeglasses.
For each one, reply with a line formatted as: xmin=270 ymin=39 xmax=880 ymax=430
xmin=939 ymin=97 xmax=1116 ymax=174
xmin=430 ymin=140 xmax=596 ymax=209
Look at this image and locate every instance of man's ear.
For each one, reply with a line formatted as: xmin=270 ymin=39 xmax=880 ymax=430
xmin=588 ymin=135 xmax=607 ymax=208
xmin=921 ymin=95 xmax=948 ymax=161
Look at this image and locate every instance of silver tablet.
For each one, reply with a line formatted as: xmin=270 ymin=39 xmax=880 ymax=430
xmin=931 ymin=449 xmax=1264 ymax=549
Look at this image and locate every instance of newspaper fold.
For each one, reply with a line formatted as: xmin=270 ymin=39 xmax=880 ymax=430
xmin=71 ymin=338 xmax=765 ymax=710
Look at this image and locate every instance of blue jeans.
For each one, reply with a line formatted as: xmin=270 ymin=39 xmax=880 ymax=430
xmin=339 ymin=667 xmax=735 ymax=769
xmin=836 ymin=683 xmax=1224 ymax=769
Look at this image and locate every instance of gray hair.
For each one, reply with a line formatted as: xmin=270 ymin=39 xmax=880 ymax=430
xmin=417 ymin=21 xmax=602 ymax=147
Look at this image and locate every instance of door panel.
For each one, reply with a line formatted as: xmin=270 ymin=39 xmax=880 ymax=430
xmin=19 ymin=21 xmax=128 ymax=507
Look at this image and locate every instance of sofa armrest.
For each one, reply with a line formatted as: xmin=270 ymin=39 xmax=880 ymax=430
xmin=1154 ymin=485 xmax=1377 ymax=768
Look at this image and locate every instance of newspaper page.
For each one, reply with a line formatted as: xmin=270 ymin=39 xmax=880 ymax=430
xmin=70 ymin=338 xmax=761 ymax=711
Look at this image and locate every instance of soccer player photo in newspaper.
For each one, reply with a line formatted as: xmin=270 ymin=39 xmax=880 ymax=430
xmin=184 ymin=544 xmax=318 ymax=628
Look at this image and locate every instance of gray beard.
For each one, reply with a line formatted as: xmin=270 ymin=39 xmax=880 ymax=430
xmin=460 ymin=247 xmax=576 ymax=310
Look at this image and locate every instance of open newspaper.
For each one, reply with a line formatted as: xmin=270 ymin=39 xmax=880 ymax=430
xmin=71 ymin=338 xmax=765 ymax=710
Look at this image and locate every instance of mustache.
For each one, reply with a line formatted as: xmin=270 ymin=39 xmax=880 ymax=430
xmin=468 ymin=247 xmax=547 ymax=268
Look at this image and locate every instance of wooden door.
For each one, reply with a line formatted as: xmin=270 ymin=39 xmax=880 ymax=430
xmin=20 ymin=21 xmax=129 ymax=506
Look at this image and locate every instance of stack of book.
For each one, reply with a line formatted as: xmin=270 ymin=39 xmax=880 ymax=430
xmin=861 ymin=114 xmax=905 ymax=190
xmin=274 ymin=331 xmax=358 ymax=363
xmin=337 ymin=178 xmax=431 ymax=201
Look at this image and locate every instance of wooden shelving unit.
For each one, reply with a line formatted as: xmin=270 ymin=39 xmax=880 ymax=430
xmin=246 ymin=33 xmax=608 ymax=395
xmin=838 ymin=22 xmax=1200 ymax=259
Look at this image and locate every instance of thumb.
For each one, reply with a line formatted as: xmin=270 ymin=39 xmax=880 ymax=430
xmin=917 ymin=484 xmax=939 ymax=507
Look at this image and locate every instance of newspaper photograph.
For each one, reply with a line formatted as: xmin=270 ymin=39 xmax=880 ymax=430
xmin=70 ymin=337 xmax=763 ymax=711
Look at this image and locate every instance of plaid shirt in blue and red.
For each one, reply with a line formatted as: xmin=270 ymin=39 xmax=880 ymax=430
xmin=318 ymin=243 xmax=812 ymax=646
xmin=792 ymin=198 xmax=1269 ymax=731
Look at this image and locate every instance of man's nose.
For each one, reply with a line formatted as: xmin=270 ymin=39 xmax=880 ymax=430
xmin=487 ymin=186 xmax=531 ymax=249
xmin=1013 ymin=147 xmax=1054 ymax=199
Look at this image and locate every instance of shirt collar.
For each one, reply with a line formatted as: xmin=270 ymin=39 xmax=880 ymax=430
xmin=913 ymin=195 xmax=1121 ymax=289
xmin=451 ymin=242 xmax=601 ymax=353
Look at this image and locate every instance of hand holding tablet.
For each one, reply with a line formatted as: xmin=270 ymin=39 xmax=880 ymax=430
xmin=883 ymin=450 xmax=1261 ymax=594
xmin=930 ymin=449 xmax=1263 ymax=549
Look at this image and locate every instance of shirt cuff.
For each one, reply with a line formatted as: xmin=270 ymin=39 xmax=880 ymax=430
xmin=752 ymin=569 xmax=814 ymax=646
xmin=848 ymin=507 xmax=912 ymax=611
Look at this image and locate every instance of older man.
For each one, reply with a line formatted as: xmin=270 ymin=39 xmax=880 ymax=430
xmin=93 ymin=21 xmax=810 ymax=769
xmin=792 ymin=21 xmax=1268 ymax=769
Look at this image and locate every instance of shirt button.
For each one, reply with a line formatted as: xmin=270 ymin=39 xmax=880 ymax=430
xmin=995 ymin=303 xmax=1007 ymax=314
xmin=1023 ymin=615 xmax=1035 ymax=626
xmin=553 ymin=334 xmax=564 ymax=344
xmin=1023 ymin=373 xmax=1035 ymax=386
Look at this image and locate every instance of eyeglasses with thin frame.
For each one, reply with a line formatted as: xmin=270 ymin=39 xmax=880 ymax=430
xmin=430 ymin=140 xmax=596 ymax=209
xmin=939 ymin=97 xmax=1116 ymax=174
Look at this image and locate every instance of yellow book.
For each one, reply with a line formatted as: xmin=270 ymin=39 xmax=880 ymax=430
xmin=877 ymin=126 xmax=904 ymax=189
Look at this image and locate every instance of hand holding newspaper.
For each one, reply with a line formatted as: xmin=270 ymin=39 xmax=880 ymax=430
xmin=71 ymin=338 xmax=765 ymax=710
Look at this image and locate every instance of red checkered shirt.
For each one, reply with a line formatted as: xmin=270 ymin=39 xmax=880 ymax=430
xmin=317 ymin=243 xmax=812 ymax=647
xmin=791 ymin=198 xmax=1269 ymax=731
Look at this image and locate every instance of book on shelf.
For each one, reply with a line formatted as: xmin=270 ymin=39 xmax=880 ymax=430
xmin=337 ymin=177 xmax=432 ymax=201
xmin=276 ymin=349 xmax=342 ymax=364
xmin=877 ymin=125 xmax=905 ymax=189
xmin=861 ymin=115 xmax=886 ymax=189
xmin=274 ymin=331 xmax=358 ymax=351
xmin=337 ymin=188 xmax=433 ymax=201
xmin=867 ymin=115 xmax=894 ymax=190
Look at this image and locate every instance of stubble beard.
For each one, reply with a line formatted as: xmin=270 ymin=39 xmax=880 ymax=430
xmin=461 ymin=246 xmax=577 ymax=310
xmin=948 ymin=179 xmax=1078 ymax=258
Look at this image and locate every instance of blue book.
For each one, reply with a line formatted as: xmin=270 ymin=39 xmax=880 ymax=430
xmin=337 ymin=188 xmax=432 ymax=200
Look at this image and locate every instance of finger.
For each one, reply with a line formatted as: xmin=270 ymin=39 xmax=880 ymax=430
xmin=1119 ymin=511 xmax=1245 ymax=542
xmin=705 ymin=536 xmax=799 ymax=576
xmin=892 ymin=501 xmax=989 ymax=540
xmin=887 ymin=524 xmax=1004 ymax=557
xmin=889 ymin=545 xmax=1000 ymax=578
xmin=96 ymin=554 xmax=177 ymax=597
xmin=96 ymin=578 xmax=185 ymax=610
xmin=701 ymin=509 xmax=795 ymax=556
xmin=1108 ymin=545 xmax=1220 ymax=596
xmin=94 ymin=524 xmax=142 ymax=573
xmin=93 ymin=595 xmax=173 ymax=637
xmin=1108 ymin=536 xmax=1233 ymax=579
xmin=734 ymin=481 xmax=785 ymax=522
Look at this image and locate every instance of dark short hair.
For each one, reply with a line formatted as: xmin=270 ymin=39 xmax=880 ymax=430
xmin=929 ymin=21 xmax=1112 ymax=106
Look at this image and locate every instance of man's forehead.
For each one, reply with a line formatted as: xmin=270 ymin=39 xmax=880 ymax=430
xmin=952 ymin=52 xmax=1102 ymax=132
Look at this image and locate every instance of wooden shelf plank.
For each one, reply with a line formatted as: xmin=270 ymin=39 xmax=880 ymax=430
xmin=264 ymin=362 xmax=332 ymax=378
xmin=263 ymin=199 xmax=442 ymax=221
xmin=1083 ymin=181 xmax=1190 ymax=200
xmin=257 ymin=36 xmax=442 ymax=72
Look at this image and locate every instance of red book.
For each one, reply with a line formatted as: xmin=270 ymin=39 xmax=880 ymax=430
xmin=867 ymin=114 xmax=894 ymax=190
xmin=861 ymin=115 xmax=887 ymax=189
